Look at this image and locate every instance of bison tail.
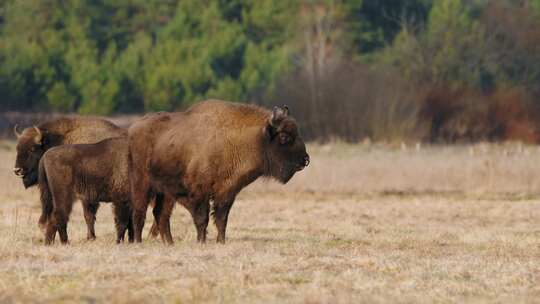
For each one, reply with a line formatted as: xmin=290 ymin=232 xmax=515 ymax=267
xmin=38 ymin=159 xmax=53 ymax=232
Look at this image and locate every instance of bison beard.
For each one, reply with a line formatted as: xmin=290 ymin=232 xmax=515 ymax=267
xmin=39 ymin=137 xmax=134 ymax=245
xmin=128 ymin=100 xmax=310 ymax=244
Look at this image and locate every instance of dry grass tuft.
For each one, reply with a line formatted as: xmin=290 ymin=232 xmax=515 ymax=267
xmin=0 ymin=141 xmax=539 ymax=303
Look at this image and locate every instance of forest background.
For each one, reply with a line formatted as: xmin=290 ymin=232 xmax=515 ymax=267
xmin=1 ymin=0 xmax=540 ymax=143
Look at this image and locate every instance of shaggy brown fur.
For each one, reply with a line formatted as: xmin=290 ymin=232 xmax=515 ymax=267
xmin=39 ymin=137 xmax=133 ymax=245
xmin=128 ymin=100 xmax=310 ymax=244
xmin=13 ymin=117 xmax=128 ymax=240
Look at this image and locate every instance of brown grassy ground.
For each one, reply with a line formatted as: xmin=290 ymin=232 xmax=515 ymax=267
xmin=0 ymin=140 xmax=539 ymax=303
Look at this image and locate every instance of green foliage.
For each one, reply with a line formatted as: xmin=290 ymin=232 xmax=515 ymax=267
xmin=380 ymin=0 xmax=540 ymax=94
xmin=0 ymin=0 xmax=539 ymax=116
xmin=344 ymin=0 xmax=432 ymax=55
xmin=0 ymin=0 xmax=295 ymax=113
xmin=47 ymin=82 xmax=76 ymax=112
xmin=531 ymin=0 xmax=540 ymax=14
xmin=423 ymin=0 xmax=480 ymax=85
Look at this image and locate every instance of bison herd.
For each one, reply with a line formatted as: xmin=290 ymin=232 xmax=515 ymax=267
xmin=12 ymin=100 xmax=310 ymax=245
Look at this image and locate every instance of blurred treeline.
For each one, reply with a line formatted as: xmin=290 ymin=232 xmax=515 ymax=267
xmin=1 ymin=0 xmax=540 ymax=142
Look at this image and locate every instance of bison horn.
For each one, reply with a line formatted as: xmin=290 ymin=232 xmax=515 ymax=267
xmin=282 ymin=105 xmax=289 ymax=116
xmin=271 ymin=106 xmax=289 ymax=127
xmin=13 ymin=124 xmax=22 ymax=138
xmin=33 ymin=126 xmax=43 ymax=144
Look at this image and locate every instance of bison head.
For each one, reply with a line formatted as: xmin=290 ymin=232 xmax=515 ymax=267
xmin=13 ymin=126 xmax=46 ymax=188
xmin=264 ymin=106 xmax=310 ymax=183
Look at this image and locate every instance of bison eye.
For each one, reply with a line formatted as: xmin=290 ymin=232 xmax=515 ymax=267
xmin=278 ymin=133 xmax=293 ymax=145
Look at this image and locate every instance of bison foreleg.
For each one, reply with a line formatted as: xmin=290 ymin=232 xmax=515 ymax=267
xmin=132 ymin=208 xmax=146 ymax=242
xmin=113 ymin=201 xmax=131 ymax=243
xmin=186 ymin=199 xmax=210 ymax=243
xmin=213 ymin=200 xmax=235 ymax=244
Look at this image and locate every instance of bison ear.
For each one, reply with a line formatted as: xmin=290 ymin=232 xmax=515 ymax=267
xmin=266 ymin=105 xmax=290 ymax=141
xmin=33 ymin=126 xmax=43 ymax=145
xmin=282 ymin=105 xmax=289 ymax=116
xmin=270 ymin=106 xmax=289 ymax=127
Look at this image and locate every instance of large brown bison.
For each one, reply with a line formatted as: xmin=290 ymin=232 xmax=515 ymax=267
xmin=13 ymin=117 xmax=127 ymax=239
xmin=128 ymin=100 xmax=310 ymax=244
xmin=39 ymin=137 xmax=133 ymax=244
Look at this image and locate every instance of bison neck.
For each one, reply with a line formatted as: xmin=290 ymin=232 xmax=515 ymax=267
xmin=212 ymin=148 xmax=265 ymax=202
xmin=208 ymin=129 xmax=266 ymax=202
xmin=38 ymin=120 xmax=69 ymax=148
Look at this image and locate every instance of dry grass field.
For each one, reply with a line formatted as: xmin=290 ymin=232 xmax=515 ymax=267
xmin=0 ymin=140 xmax=539 ymax=303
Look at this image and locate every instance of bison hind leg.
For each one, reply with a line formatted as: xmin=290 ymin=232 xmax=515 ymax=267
xmin=156 ymin=194 xmax=174 ymax=245
xmin=148 ymin=196 xmax=161 ymax=239
xmin=127 ymin=214 xmax=134 ymax=243
xmin=48 ymin=198 xmax=73 ymax=245
xmin=38 ymin=215 xmax=48 ymax=236
xmin=148 ymin=222 xmax=159 ymax=238
xmin=113 ymin=201 xmax=131 ymax=243
xmin=44 ymin=221 xmax=57 ymax=245
xmin=46 ymin=209 xmax=69 ymax=245
xmin=185 ymin=198 xmax=210 ymax=244
xmin=83 ymin=201 xmax=99 ymax=241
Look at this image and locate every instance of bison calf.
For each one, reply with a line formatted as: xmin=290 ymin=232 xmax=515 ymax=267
xmin=13 ymin=117 xmax=127 ymax=240
xmin=39 ymin=137 xmax=133 ymax=245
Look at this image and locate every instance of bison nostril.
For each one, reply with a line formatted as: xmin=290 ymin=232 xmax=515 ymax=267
xmin=304 ymin=155 xmax=310 ymax=167
xmin=13 ymin=168 xmax=23 ymax=176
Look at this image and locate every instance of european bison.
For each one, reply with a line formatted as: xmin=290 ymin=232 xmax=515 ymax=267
xmin=128 ymin=100 xmax=310 ymax=244
xmin=39 ymin=137 xmax=133 ymax=244
xmin=13 ymin=117 xmax=126 ymax=188
xmin=12 ymin=117 xmax=127 ymax=240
